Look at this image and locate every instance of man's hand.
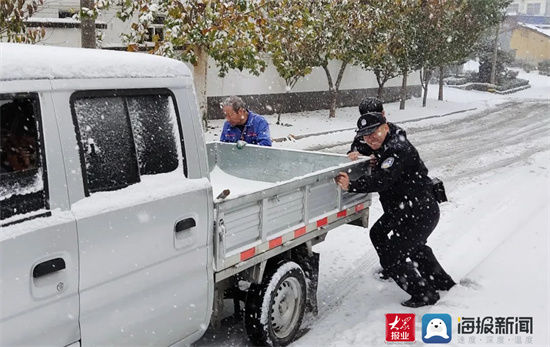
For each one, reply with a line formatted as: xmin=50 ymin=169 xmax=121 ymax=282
xmin=347 ymin=151 xmax=360 ymax=161
xmin=335 ymin=172 xmax=350 ymax=191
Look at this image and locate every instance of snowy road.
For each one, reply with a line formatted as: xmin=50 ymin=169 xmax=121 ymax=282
xmin=325 ymin=100 xmax=549 ymax=184
xmin=196 ymin=100 xmax=549 ymax=346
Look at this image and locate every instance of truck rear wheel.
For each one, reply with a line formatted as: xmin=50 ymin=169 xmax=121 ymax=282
xmin=244 ymin=261 xmax=307 ymax=346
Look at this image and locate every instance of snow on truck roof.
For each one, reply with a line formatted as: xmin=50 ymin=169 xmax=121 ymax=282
xmin=0 ymin=43 xmax=190 ymax=81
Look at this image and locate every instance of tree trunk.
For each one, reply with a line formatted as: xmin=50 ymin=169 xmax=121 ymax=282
xmin=331 ymin=60 xmax=348 ymax=118
xmin=321 ymin=61 xmax=348 ymax=118
xmin=80 ymin=0 xmax=95 ymax=48
xmin=374 ymin=69 xmax=386 ymax=99
xmin=490 ymin=23 xmax=500 ymax=85
xmin=328 ymin=90 xmax=337 ymax=118
xmin=377 ymin=84 xmax=385 ymax=99
xmin=193 ymin=47 xmax=209 ymax=129
xmin=422 ymin=84 xmax=428 ymax=107
xmin=399 ymin=70 xmax=408 ymax=110
xmin=438 ymin=65 xmax=444 ymax=101
xmin=421 ymin=69 xmax=432 ymax=107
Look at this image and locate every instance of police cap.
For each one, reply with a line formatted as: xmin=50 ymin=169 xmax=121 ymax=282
xmin=356 ymin=112 xmax=386 ymax=136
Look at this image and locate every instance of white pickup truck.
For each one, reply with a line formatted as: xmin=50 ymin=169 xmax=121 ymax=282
xmin=0 ymin=43 xmax=370 ymax=346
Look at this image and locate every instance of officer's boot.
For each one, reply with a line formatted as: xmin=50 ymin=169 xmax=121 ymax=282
xmin=432 ymin=273 xmax=456 ymax=291
xmin=389 ymin=262 xmax=440 ymax=308
xmin=413 ymin=246 xmax=456 ymax=291
xmin=373 ymin=267 xmax=393 ymax=281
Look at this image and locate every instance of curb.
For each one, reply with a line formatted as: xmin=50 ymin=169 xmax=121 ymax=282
xmin=492 ymin=84 xmax=531 ymax=95
xmin=272 ymin=108 xmax=478 ymax=143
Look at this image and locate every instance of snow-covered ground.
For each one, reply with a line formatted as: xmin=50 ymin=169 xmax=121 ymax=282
xmin=198 ymin=70 xmax=549 ymax=346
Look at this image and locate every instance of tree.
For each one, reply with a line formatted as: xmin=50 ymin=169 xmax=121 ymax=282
xmin=0 ymin=0 xmax=45 ymax=43
xmin=80 ymin=0 xmax=96 ymax=48
xmin=416 ymin=0 xmax=457 ymax=107
xmin=264 ymin=0 xmax=376 ymax=118
xmin=477 ymin=39 xmax=514 ymax=84
xmin=117 ymin=0 xmax=267 ymax=124
xmin=316 ymin=1 xmax=376 ymax=118
xmin=434 ymin=0 xmax=512 ymax=100
xmin=353 ymin=2 xmax=397 ymax=100
xmin=383 ymin=0 xmax=424 ymax=110
xmin=370 ymin=46 xmax=400 ymax=100
xmin=262 ymin=0 xmax=317 ymax=90
xmin=73 ymin=0 xmax=111 ymax=48
xmin=261 ymin=0 xmax=318 ymax=124
xmin=398 ymin=0 xmax=512 ymax=107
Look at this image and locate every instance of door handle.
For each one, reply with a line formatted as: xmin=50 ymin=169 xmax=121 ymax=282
xmin=33 ymin=258 xmax=66 ymax=278
xmin=175 ymin=218 xmax=196 ymax=233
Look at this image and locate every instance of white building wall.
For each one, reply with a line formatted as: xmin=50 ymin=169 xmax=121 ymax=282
xmin=32 ymin=0 xmax=78 ymax=18
xmin=37 ymin=26 xmax=81 ymax=47
xmin=509 ymin=0 xmax=550 ymax=15
xmin=31 ymin=2 xmax=132 ymax=48
xmin=205 ymin=57 xmax=415 ymax=97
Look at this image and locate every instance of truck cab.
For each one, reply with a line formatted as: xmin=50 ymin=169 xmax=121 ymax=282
xmin=0 ymin=43 xmax=213 ymax=346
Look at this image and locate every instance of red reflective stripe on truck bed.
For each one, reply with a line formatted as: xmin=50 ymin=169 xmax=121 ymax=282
xmin=294 ymin=226 xmax=306 ymax=238
xmin=240 ymin=247 xmax=256 ymax=261
xmin=269 ymin=237 xmax=282 ymax=249
xmin=224 ymin=204 xmax=369 ymax=270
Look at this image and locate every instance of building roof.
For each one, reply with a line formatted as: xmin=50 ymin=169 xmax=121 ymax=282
xmin=0 ymin=43 xmax=190 ymax=81
xmin=518 ymin=22 xmax=550 ymax=38
xmin=25 ymin=17 xmax=107 ymax=29
xmin=508 ymin=15 xmax=550 ymax=25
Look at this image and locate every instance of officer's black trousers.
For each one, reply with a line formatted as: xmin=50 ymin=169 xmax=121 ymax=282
xmin=369 ymin=199 xmax=454 ymax=298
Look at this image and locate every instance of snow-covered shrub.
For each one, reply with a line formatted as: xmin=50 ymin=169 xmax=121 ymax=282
xmin=538 ymin=60 xmax=550 ymax=76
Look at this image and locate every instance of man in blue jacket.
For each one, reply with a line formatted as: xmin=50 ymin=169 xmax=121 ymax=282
xmin=220 ymin=96 xmax=272 ymax=146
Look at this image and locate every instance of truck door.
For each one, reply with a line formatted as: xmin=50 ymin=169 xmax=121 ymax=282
xmin=63 ymin=89 xmax=210 ymax=346
xmin=0 ymin=92 xmax=80 ymax=345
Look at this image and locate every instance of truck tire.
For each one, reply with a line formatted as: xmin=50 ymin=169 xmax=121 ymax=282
xmin=244 ymin=261 xmax=307 ymax=346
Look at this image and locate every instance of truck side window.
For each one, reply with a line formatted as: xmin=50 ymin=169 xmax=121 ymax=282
xmin=72 ymin=90 xmax=184 ymax=195
xmin=0 ymin=95 xmax=49 ymax=222
xmin=73 ymin=97 xmax=140 ymax=193
xmin=126 ymin=95 xmax=179 ymax=175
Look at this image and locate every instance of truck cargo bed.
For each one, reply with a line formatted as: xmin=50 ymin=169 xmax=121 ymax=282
xmin=207 ymin=142 xmax=371 ymax=276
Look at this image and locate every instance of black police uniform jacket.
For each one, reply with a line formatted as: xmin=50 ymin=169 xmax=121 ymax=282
xmin=348 ymin=123 xmax=433 ymax=213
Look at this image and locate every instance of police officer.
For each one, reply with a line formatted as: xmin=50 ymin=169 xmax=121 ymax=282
xmin=348 ymin=98 xmax=389 ymax=280
xmin=335 ymin=102 xmax=455 ymax=307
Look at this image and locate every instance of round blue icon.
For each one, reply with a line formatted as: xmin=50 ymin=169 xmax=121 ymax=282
xmin=422 ymin=313 xmax=452 ymax=343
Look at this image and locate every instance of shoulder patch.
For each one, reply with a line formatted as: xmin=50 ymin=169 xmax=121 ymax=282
xmin=381 ymin=157 xmax=395 ymax=169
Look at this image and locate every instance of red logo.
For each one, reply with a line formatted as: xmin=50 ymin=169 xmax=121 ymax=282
xmin=386 ymin=313 xmax=415 ymax=343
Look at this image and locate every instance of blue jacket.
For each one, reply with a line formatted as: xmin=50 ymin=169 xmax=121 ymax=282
xmin=220 ymin=111 xmax=272 ymax=146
